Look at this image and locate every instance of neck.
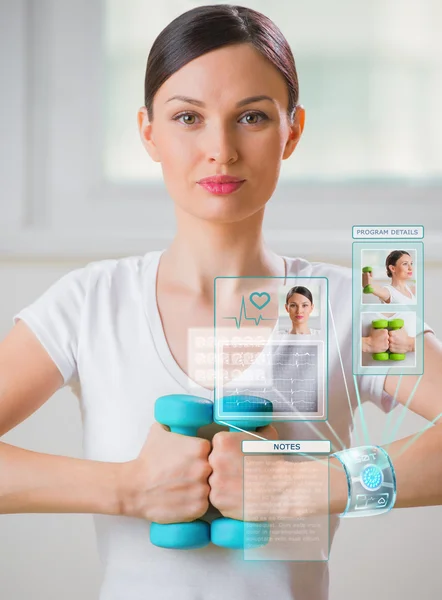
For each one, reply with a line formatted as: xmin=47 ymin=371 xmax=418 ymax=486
xmin=391 ymin=277 xmax=408 ymax=291
xmin=160 ymin=208 xmax=284 ymax=296
xmin=290 ymin=323 xmax=311 ymax=334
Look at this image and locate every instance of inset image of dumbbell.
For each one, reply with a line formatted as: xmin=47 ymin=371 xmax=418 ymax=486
xmin=362 ymin=266 xmax=374 ymax=294
xmin=371 ymin=319 xmax=390 ymax=361
xmin=371 ymin=318 xmax=406 ymax=361
xmin=388 ymin=318 xmax=406 ymax=361
xmin=149 ymin=394 xmax=214 ymax=550
xmin=211 ymin=395 xmax=273 ymax=550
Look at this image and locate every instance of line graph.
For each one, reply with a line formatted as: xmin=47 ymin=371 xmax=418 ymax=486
xmin=223 ymin=295 xmax=276 ymax=329
xmin=219 ymin=342 xmax=324 ymax=415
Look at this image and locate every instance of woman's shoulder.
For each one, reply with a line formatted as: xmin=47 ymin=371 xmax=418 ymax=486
xmin=80 ymin=250 xmax=162 ymax=286
xmin=283 ymin=256 xmax=352 ymax=282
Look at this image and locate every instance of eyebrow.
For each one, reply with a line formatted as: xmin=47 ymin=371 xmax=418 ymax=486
xmin=165 ymin=94 xmax=276 ymax=108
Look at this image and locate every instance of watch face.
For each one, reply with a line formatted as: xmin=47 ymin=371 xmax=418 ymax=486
xmin=360 ymin=464 xmax=384 ymax=491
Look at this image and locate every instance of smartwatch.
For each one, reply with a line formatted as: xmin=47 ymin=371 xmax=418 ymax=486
xmin=331 ymin=445 xmax=397 ymax=517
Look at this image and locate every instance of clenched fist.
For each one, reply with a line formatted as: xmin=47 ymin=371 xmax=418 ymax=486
xmin=208 ymin=424 xmax=279 ymax=521
xmin=388 ymin=327 xmax=414 ymax=354
xmin=120 ymin=422 xmax=212 ymax=523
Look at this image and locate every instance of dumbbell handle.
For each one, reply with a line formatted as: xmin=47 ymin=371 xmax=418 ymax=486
xmin=170 ymin=425 xmax=199 ymax=436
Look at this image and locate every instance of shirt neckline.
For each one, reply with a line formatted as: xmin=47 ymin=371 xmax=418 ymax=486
xmin=142 ymin=250 xmax=294 ymax=402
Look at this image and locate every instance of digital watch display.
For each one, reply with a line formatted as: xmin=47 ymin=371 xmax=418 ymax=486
xmin=331 ymin=445 xmax=397 ymax=517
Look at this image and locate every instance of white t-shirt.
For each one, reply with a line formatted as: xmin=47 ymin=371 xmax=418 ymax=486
xmin=14 ymin=251 xmax=399 ymax=600
xmin=381 ymin=283 xmax=416 ymax=305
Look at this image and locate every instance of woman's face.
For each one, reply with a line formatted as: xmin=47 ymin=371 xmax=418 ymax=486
xmin=390 ymin=254 xmax=413 ymax=279
xmin=138 ymin=43 xmax=304 ymax=224
xmin=285 ymin=293 xmax=314 ymax=324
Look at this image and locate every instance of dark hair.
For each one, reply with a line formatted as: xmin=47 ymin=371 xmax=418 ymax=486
xmin=285 ymin=286 xmax=313 ymax=305
xmin=385 ymin=250 xmax=411 ymax=278
xmin=144 ymin=5 xmax=299 ymax=122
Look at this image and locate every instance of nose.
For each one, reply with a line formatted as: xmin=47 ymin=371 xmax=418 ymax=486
xmin=206 ymin=121 xmax=238 ymax=165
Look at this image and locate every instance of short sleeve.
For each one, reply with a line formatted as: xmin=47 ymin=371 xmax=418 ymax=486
xmin=380 ymin=285 xmax=393 ymax=303
xmin=356 ymin=373 xmax=397 ymax=413
xmin=12 ymin=266 xmax=90 ymax=386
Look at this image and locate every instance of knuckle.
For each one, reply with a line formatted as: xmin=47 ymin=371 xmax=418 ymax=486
xmin=212 ymin=431 xmax=230 ymax=449
xmin=203 ymin=461 xmax=213 ymax=479
xmin=192 ymin=458 xmax=210 ymax=481
xmin=209 ymin=487 xmax=222 ymax=507
xmin=196 ymin=438 xmax=211 ymax=458
xmin=194 ymin=488 xmax=210 ymax=516
xmin=209 ymin=449 xmax=226 ymax=470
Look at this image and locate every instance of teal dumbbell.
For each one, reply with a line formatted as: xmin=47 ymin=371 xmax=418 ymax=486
xmin=149 ymin=394 xmax=213 ymax=550
xmin=362 ymin=266 xmax=374 ymax=294
xmin=211 ymin=395 xmax=273 ymax=550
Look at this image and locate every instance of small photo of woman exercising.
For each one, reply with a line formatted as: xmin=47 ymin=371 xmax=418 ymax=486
xmin=361 ymin=249 xmax=417 ymax=305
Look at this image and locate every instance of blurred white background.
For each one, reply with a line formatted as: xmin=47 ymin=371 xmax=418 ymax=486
xmin=1 ymin=1 xmax=441 ymax=598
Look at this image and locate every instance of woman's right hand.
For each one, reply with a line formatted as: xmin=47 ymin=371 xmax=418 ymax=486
xmin=362 ymin=326 xmax=389 ymax=353
xmin=362 ymin=270 xmax=373 ymax=288
xmin=119 ymin=422 xmax=212 ymax=523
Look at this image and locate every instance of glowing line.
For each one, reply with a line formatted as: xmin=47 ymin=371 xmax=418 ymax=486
xmin=353 ymin=374 xmax=370 ymax=446
xmin=381 ymin=374 xmax=402 ymax=445
xmin=324 ymin=421 xmax=347 ymax=452
xmin=216 ymin=421 xmax=267 ymax=440
xmin=392 ymin=411 xmax=442 ymax=459
xmin=224 ymin=296 xmax=276 ymax=329
xmin=385 ymin=374 xmax=423 ymax=446
xmin=328 ymin=301 xmax=361 ymax=446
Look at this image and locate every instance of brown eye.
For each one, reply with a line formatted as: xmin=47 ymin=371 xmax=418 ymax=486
xmin=173 ymin=112 xmax=198 ymax=125
xmin=245 ymin=114 xmax=258 ymax=124
xmin=241 ymin=112 xmax=268 ymax=125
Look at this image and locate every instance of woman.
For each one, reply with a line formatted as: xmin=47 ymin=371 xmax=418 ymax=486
xmin=0 ymin=5 xmax=441 ymax=600
xmin=362 ymin=250 xmax=416 ymax=304
xmin=283 ymin=285 xmax=320 ymax=335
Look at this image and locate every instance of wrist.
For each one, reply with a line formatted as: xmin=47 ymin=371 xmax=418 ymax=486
xmin=117 ymin=460 xmax=139 ymax=518
xmin=362 ymin=336 xmax=372 ymax=353
xmin=98 ymin=461 xmax=128 ymax=517
xmin=329 ymin=456 xmax=350 ymax=514
xmin=408 ymin=336 xmax=415 ymax=352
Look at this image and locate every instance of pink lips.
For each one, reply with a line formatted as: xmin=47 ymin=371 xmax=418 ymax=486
xmin=197 ymin=175 xmax=245 ymax=196
xmin=295 ymin=315 xmax=304 ymax=320
xmin=199 ymin=181 xmax=244 ymax=194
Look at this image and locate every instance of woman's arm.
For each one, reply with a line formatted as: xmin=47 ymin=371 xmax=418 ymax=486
xmin=0 ymin=321 xmax=121 ymax=515
xmin=0 ymin=321 xmax=211 ymax=521
xmin=302 ymin=332 xmax=442 ymax=515
xmin=0 ymin=442 xmax=122 ymax=515
xmin=362 ymin=270 xmax=391 ymax=303
xmin=209 ymin=333 xmax=442 ymax=518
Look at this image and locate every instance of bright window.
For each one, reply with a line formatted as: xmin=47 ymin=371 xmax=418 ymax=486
xmin=103 ymin=0 xmax=442 ymax=183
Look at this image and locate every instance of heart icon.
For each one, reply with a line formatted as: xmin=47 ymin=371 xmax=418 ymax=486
xmin=249 ymin=291 xmax=271 ymax=310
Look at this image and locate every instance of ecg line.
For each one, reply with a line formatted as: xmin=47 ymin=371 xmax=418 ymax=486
xmin=223 ymin=296 xmax=276 ymax=329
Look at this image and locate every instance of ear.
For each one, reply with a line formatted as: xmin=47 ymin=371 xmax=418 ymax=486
xmin=137 ymin=106 xmax=161 ymax=162
xmin=285 ymin=303 xmax=289 ymax=313
xmin=282 ymin=105 xmax=305 ymax=160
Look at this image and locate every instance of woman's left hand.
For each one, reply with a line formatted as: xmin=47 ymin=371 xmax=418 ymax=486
xmin=208 ymin=425 xmax=278 ymax=520
xmin=389 ymin=327 xmax=415 ymax=354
